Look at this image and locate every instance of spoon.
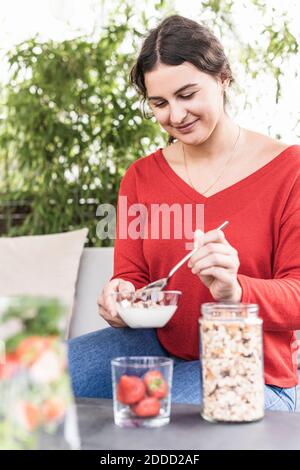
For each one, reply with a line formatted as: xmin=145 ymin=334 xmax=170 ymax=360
xmin=134 ymin=220 xmax=229 ymax=298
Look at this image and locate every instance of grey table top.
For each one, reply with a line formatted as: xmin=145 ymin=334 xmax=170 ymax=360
xmin=75 ymin=397 xmax=300 ymax=450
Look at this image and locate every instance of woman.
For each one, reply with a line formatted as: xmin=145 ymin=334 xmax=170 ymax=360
xmin=69 ymin=15 xmax=300 ymax=411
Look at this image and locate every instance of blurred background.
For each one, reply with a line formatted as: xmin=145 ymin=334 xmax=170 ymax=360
xmin=0 ymin=0 xmax=299 ymax=246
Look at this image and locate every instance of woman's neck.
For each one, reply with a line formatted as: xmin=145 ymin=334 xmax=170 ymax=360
xmin=183 ymin=115 xmax=241 ymax=164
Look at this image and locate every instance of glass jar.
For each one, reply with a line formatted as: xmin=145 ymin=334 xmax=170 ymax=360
xmin=199 ymin=303 xmax=264 ymax=423
xmin=111 ymin=356 xmax=173 ymax=428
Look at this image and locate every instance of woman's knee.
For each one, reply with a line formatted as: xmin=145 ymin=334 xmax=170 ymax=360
xmin=67 ymin=326 xmax=168 ymax=398
xmin=68 ymin=326 xmax=159 ymax=362
xmin=171 ymin=360 xmax=202 ymax=405
xmin=68 ymin=328 xmax=116 ymax=397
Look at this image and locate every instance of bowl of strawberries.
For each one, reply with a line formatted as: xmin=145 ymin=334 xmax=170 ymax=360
xmin=111 ymin=356 xmax=173 ymax=428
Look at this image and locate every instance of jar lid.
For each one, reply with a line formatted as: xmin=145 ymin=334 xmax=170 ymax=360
xmin=200 ymin=302 xmax=260 ymax=321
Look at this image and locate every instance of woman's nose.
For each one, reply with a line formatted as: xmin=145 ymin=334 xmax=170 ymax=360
xmin=169 ymin=105 xmax=187 ymax=126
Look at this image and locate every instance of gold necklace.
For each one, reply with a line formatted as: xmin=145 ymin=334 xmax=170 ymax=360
xmin=182 ymin=125 xmax=241 ymax=195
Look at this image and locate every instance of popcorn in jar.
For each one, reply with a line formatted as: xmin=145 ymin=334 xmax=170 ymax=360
xmin=199 ymin=303 xmax=264 ymax=423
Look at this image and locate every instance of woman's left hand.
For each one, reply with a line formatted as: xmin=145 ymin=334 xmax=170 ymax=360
xmin=188 ymin=229 xmax=242 ymax=302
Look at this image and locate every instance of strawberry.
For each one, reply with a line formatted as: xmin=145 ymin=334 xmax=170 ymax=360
xmin=17 ymin=401 xmax=40 ymax=432
xmin=143 ymin=370 xmax=168 ymax=399
xmin=42 ymin=396 xmax=66 ymax=423
xmin=131 ymin=397 xmax=160 ymax=417
xmin=15 ymin=336 xmax=56 ymax=366
xmin=117 ymin=375 xmax=146 ymax=405
xmin=0 ymin=353 xmax=20 ymax=380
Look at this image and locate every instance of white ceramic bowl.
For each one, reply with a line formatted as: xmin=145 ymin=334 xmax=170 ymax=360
xmin=111 ymin=290 xmax=182 ymax=328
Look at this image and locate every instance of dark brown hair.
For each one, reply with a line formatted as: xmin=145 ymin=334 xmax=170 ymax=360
xmin=130 ymin=15 xmax=234 ymax=143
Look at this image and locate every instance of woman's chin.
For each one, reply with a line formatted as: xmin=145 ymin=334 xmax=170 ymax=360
xmin=178 ymin=134 xmax=207 ymax=146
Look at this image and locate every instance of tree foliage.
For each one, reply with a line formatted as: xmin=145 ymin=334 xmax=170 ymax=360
xmin=0 ymin=5 xmax=165 ymax=245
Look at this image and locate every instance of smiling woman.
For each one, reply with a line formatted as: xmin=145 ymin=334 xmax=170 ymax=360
xmin=130 ymin=15 xmax=234 ymax=147
xmin=145 ymin=65 xmax=226 ymax=144
xmin=68 ymin=14 xmax=300 ymax=413
xmin=143 ymin=62 xmax=243 ymax=195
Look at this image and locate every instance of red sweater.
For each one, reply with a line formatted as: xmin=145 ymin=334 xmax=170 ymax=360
xmin=112 ymin=145 xmax=300 ymax=387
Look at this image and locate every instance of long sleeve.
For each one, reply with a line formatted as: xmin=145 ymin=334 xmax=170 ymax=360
xmin=238 ymin=176 xmax=300 ymax=331
xmin=111 ymin=163 xmax=150 ymax=289
xmin=106 ymin=146 xmax=300 ymax=386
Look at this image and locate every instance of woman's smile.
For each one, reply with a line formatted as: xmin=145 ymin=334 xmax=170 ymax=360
xmin=173 ymin=118 xmax=200 ymax=133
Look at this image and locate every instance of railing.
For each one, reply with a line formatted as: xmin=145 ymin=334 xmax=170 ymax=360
xmin=0 ymin=191 xmax=105 ymax=239
xmin=0 ymin=195 xmax=32 ymax=235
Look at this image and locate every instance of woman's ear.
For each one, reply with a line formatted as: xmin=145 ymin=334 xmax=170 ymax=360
xmin=222 ymin=78 xmax=230 ymax=91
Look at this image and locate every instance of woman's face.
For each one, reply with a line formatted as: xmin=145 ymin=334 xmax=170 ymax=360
xmin=144 ymin=62 xmax=227 ymax=145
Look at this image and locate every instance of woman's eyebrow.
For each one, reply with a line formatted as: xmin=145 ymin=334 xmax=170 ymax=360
xmin=148 ymin=83 xmax=199 ymax=100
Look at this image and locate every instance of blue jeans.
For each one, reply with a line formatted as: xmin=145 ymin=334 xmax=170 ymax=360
xmin=68 ymin=327 xmax=297 ymax=412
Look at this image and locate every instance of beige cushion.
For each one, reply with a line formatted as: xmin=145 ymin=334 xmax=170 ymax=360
xmin=70 ymin=247 xmax=114 ymax=338
xmin=0 ymin=228 xmax=88 ymax=336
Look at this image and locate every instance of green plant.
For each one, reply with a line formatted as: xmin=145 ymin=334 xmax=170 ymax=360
xmin=0 ymin=297 xmax=74 ymax=450
xmin=2 ymin=296 xmax=66 ymax=352
xmin=0 ymin=5 xmax=166 ymax=246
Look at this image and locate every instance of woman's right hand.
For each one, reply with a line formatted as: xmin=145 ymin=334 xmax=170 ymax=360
xmin=97 ymin=278 xmax=135 ymax=328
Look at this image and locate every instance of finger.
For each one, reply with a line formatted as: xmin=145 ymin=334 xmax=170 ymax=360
xmin=98 ymin=279 xmax=127 ymax=318
xmin=191 ymin=254 xmax=235 ymax=274
xmin=99 ymin=304 xmax=124 ymax=326
xmin=98 ymin=305 xmax=111 ymax=321
xmin=98 ymin=300 xmax=113 ymax=318
xmin=188 ymin=243 xmax=233 ymax=267
xmin=100 ymin=279 xmax=120 ymax=305
xmin=107 ymin=316 xmax=127 ymax=328
xmin=97 ymin=292 xmax=104 ymax=308
xmin=118 ymin=280 xmax=135 ymax=294
xmin=103 ymin=289 xmax=119 ymax=317
xmin=194 ymin=229 xmax=204 ymax=249
xmin=110 ymin=320 xmax=127 ymax=328
xmin=105 ymin=279 xmax=121 ymax=292
xmin=198 ymin=266 xmax=233 ymax=284
xmin=101 ymin=309 xmax=126 ymax=328
xmin=202 ymin=228 xmax=230 ymax=246
xmin=105 ymin=280 xmax=134 ymax=317
xmin=103 ymin=279 xmax=131 ymax=316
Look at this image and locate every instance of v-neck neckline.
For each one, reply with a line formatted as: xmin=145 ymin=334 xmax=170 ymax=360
xmin=155 ymin=145 xmax=297 ymax=203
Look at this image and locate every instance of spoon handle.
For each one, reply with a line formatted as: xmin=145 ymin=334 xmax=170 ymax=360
xmin=168 ymin=246 xmax=198 ymax=278
xmin=134 ymin=221 xmax=229 ymax=298
xmin=167 ymin=221 xmax=229 ymax=278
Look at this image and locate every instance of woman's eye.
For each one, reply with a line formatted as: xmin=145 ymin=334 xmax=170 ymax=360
xmin=154 ymin=102 xmax=166 ymax=108
xmin=180 ymin=92 xmax=196 ymax=99
xmin=152 ymin=92 xmax=196 ymax=108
